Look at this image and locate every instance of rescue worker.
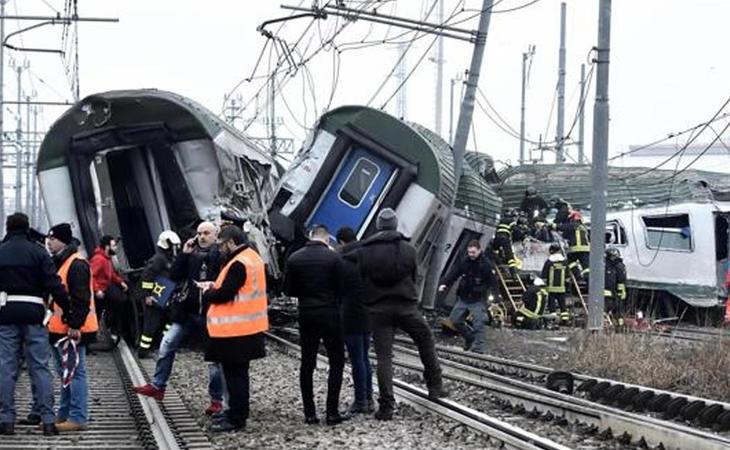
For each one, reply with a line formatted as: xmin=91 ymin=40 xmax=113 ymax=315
xmin=490 ymin=218 xmax=520 ymax=278
xmin=515 ymin=277 xmax=547 ymax=329
xmin=551 ymin=196 xmax=572 ymax=225
xmin=519 ymin=186 xmax=548 ymax=220
xmin=541 ymin=243 xmax=570 ymax=324
xmin=134 ymin=222 xmax=226 ymax=416
xmin=560 ymin=211 xmax=590 ymax=280
xmin=89 ymin=235 xmax=127 ymax=316
xmin=336 ymin=226 xmax=374 ymax=415
xmin=532 ymin=217 xmax=553 ymax=242
xmin=0 ymin=213 xmax=69 ymax=436
xmin=511 ymin=216 xmax=531 ymax=243
xmin=604 ymin=247 xmax=627 ymax=328
xmin=438 ymin=240 xmax=496 ymax=354
xmin=346 ymin=208 xmax=447 ymax=421
xmin=283 ymin=225 xmax=349 ymax=425
xmin=138 ymin=230 xmax=180 ymax=359
xmin=199 ymin=225 xmax=268 ymax=432
xmin=46 ymin=223 xmax=98 ymax=432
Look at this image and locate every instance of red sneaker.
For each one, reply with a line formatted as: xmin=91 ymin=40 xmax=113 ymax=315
xmin=134 ymin=384 xmax=165 ymax=401
xmin=205 ymin=400 xmax=223 ymax=416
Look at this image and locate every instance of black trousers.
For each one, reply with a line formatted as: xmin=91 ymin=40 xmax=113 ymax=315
xmin=567 ymin=252 xmax=589 ymax=278
xmin=222 ymin=361 xmax=250 ymax=426
xmin=547 ymin=293 xmax=566 ymax=312
xmin=370 ymin=301 xmax=443 ymax=412
xmin=140 ymin=304 xmax=166 ymax=350
xmin=298 ymin=309 xmax=345 ymax=417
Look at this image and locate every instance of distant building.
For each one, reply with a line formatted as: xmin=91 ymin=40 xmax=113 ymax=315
xmin=612 ymin=144 xmax=730 ymax=173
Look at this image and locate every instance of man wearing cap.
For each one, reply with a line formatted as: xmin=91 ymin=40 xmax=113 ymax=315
xmin=46 ymin=223 xmax=98 ymax=432
xmin=0 ymin=213 xmax=70 ymax=436
xmin=346 ymin=208 xmax=447 ymax=420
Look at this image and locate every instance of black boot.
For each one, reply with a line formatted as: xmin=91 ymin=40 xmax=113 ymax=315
xmin=428 ymin=385 xmax=450 ymax=400
xmin=210 ymin=418 xmax=245 ymax=433
xmin=18 ymin=413 xmax=41 ymax=426
xmin=41 ymin=423 xmax=58 ymax=436
xmin=374 ymin=408 xmax=393 ymax=421
xmin=326 ymin=412 xmax=351 ymax=425
xmin=0 ymin=422 xmax=14 ymax=435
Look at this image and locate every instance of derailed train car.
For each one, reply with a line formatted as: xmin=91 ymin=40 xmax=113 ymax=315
xmin=268 ymin=105 xmax=501 ymax=304
xmin=497 ymin=163 xmax=730 ymax=314
xmin=37 ymin=89 xmax=280 ymax=272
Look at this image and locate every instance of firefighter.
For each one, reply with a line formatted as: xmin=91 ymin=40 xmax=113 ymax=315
xmin=560 ymin=211 xmax=590 ymax=280
xmin=515 ymin=277 xmax=547 ymax=330
xmin=550 ymin=196 xmax=572 ymax=225
xmin=490 ymin=218 xmax=520 ymax=278
xmin=138 ymin=231 xmax=180 ymax=359
xmin=541 ymin=243 xmax=570 ymax=324
xmin=519 ymin=186 xmax=548 ymax=220
xmin=604 ymin=247 xmax=627 ymax=328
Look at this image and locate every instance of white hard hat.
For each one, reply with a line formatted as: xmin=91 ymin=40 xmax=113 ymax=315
xmin=533 ymin=277 xmax=546 ymax=287
xmin=157 ymin=230 xmax=181 ymax=250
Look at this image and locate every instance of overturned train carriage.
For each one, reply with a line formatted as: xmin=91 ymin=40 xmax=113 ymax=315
xmin=497 ymin=164 xmax=730 ymax=311
xmin=268 ymin=105 xmax=501 ymax=304
xmin=37 ymin=89 xmax=280 ymax=272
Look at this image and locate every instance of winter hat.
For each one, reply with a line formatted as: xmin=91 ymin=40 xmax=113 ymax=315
xmin=6 ymin=212 xmax=29 ymax=233
xmin=48 ymin=223 xmax=73 ymax=245
xmin=376 ymin=208 xmax=398 ymax=231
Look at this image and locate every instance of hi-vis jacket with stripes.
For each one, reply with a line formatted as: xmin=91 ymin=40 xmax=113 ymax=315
xmin=49 ymin=251 xmax=98 ymax=335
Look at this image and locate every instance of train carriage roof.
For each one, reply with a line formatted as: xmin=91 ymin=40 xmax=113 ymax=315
xmin=497 ymin=163 xmax=730 ymax=211
xmin=37 ymin=89 xmax=272 ymax=172
xmin=318 ymin=106 xmax=501 ymax=225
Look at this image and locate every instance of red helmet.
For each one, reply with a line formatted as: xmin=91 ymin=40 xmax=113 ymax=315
xmin=568 ymin=210 xmax=582 ymax=221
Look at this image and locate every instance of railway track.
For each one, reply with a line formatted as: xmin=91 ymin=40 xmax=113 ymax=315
xmin=266 ymin=331 xmax=571 ymax=450
xmin=646 ymin=325 xmax=730 ymax=343
xmin=3 ymin=339 xmax=212 ymax=450
xmin=391 ymin=336 xmax=730 ymax=450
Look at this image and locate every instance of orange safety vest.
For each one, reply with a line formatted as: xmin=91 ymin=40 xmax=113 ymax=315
xmin=48 ymin=252 xmax=99 ymax=335
xmin=207 ymin=247 xmax=269 ymax=338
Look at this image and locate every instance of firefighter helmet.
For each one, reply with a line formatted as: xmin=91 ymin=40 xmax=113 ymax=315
xmin=157 ymin=230 xmax=181 ymax=250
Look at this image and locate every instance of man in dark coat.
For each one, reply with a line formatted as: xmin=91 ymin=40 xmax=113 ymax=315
xmin=0 ymin=213 xmax=70 ymax=436
xmin=134 ymin=222 xmax=225 ymax=415
xmin=438 ymin=240 xmax=496 ymax=354
xmin=200 ymin=225 xmax=267 ymax=432
xmin=336 ymin=226 xmax=373 ymax=414
xmin=137 ymin=230 xmax=180 ymax=359
xmin=346 ymin=208 xmax=447 ymax=421
xmin=519 ymin=186 xmax=548 ymax=219
xmin=283 ymin=224 xmax=349 ymax=425
xmin=604 ymin=248 xmax=628 ymax=328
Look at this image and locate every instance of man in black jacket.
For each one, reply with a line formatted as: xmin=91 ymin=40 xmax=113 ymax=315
xmin=283 ymin=224 xmax=348 ymax=425
xmin=336 ymin=226 xmax=373 ymax=414
xmin=347 ymin=208 xmax=447 ymax=421
xmin=137 ymin=230 xmax=180 ymax=359
xmin=438 ymin=240 xmax=496 ymax=354
xmin=0 ymin=213 xmax=70 ymax=436
xmin=134 ymin=222 xmax=225 ymax=415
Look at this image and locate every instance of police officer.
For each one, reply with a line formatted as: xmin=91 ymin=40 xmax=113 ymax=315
xmin=0 ymin=213 xmax=70 ymax=436
xmin=199 ymin=225 xmax=268 ymax=432
xmin=138 ymin=230 xmax=180 ymax=359
xmin=46 ymin=223 xmax=98 ymax=432
xmin=560 ymin=211 xmax=590 ymax=280
xmin=604 ymin=248 xmax=627 ymax=328
xmin=515 ymin=277 xmax=547 ymax=330
xmin=490 ymin=218 xmax=520 ymax=278
xmin=541 ymin=243 xmax=569 ymax=324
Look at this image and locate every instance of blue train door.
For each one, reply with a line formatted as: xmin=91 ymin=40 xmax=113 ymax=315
xmin=307 ymin=147 xmax=396 ymax=237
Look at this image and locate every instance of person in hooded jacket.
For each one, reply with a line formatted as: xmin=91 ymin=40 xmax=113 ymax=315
xmin=335 ymin=226 xmax=373 ymax=415
xmin=137 ymin=231 xmax=180 ymax=359
xmin=345 ymin=208 xmax=447 ymax=421
xmin=438 ymin=240 xmax=496 ymax=354
xmin=45 ymin=223 xmax=98 ymax=432
xmin=134 ymin=222 xmax=225 ymax=416
xmin=541 ymin=243 xmax=570 ymax=324
xmin=0 ymin=213 xmax=70 ymax=436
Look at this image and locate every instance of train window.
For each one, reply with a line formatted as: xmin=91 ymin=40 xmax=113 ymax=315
xmin=338 ymin=158 xmax=380 ymax=208
xmin=641 ymin=213 xmax=692 ymax=251
xmin=605 ymin=221 xmax=627 ymax=245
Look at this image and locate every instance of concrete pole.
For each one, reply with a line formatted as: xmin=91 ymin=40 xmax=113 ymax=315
xmin=433 ymin=0 xmax=444 ymax=135
xmin=578 ymin=63 xmax=586 ymax=163
xmin=587 ymin=0 xmax=612 ymax=331
xmin=422 ymin=0 xmax=494 ymax=309
xmin=14 ymin=65 xmax=22 ymax=212
xmin=449 ymin=77 xmax=456 ymax=145
xmin=0 ymin=0 xmax=6 ymax=228
xmin=555 ymin=2 xmax=567 ymax=163
xmin=519 ymin=51 xmax=528 ymax=164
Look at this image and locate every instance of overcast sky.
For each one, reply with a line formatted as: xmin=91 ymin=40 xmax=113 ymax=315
xmin=8 ymin=0 xmax=730 ymax=171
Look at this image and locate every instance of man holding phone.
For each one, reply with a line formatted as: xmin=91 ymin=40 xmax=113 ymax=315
xmin=135 ymin=222 xmax=226 ymax=416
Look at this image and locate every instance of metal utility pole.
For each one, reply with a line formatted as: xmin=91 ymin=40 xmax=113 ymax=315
xmin=13 ymin=61 xmax=26 ymax=213
xmin=0 ymin=0 xmax=6 ymax=228
xmin=588 ymin=0 xmax=612 ymax=331
xmin=30 ymin=105 xmax=38 ymax=227
xmin=24 ymin=95 xmax=30 ymax=217
xmin=433 ymin=0 xmax=444 ymax=135
xmin=395 ymin=43 xmax=408 ymax=119
xmin=268 ymin=76 xmax=277 ymax=157
xmin=578 ymin=63 xmax=586 ymax=163
xmin=555 ymin=2 xmax=567 ymax=163
xmin=519 ymin=45 xmax=535 ymax=165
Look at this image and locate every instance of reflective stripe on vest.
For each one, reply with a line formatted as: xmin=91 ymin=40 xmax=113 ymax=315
xmin=547 ymin=263 xmax=566 ymax=294
xmin=49 ymin=252 xmax=99 ymax=335
xmin=570 ymin=225 xmax=590 ymax=253
xmin=207 ymin=247 xmax=269 ymax=338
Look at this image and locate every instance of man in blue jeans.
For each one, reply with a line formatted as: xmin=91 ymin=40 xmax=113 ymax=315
xmin=0 ymin=213 xmax=70 ymax=436
xmin=135 ymin=221 xmax=226 ymax=414
xmin=439 ymin=240 xmax=497 ymax=354
xmin=336 ymin=227 xmax=374 ymax=414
